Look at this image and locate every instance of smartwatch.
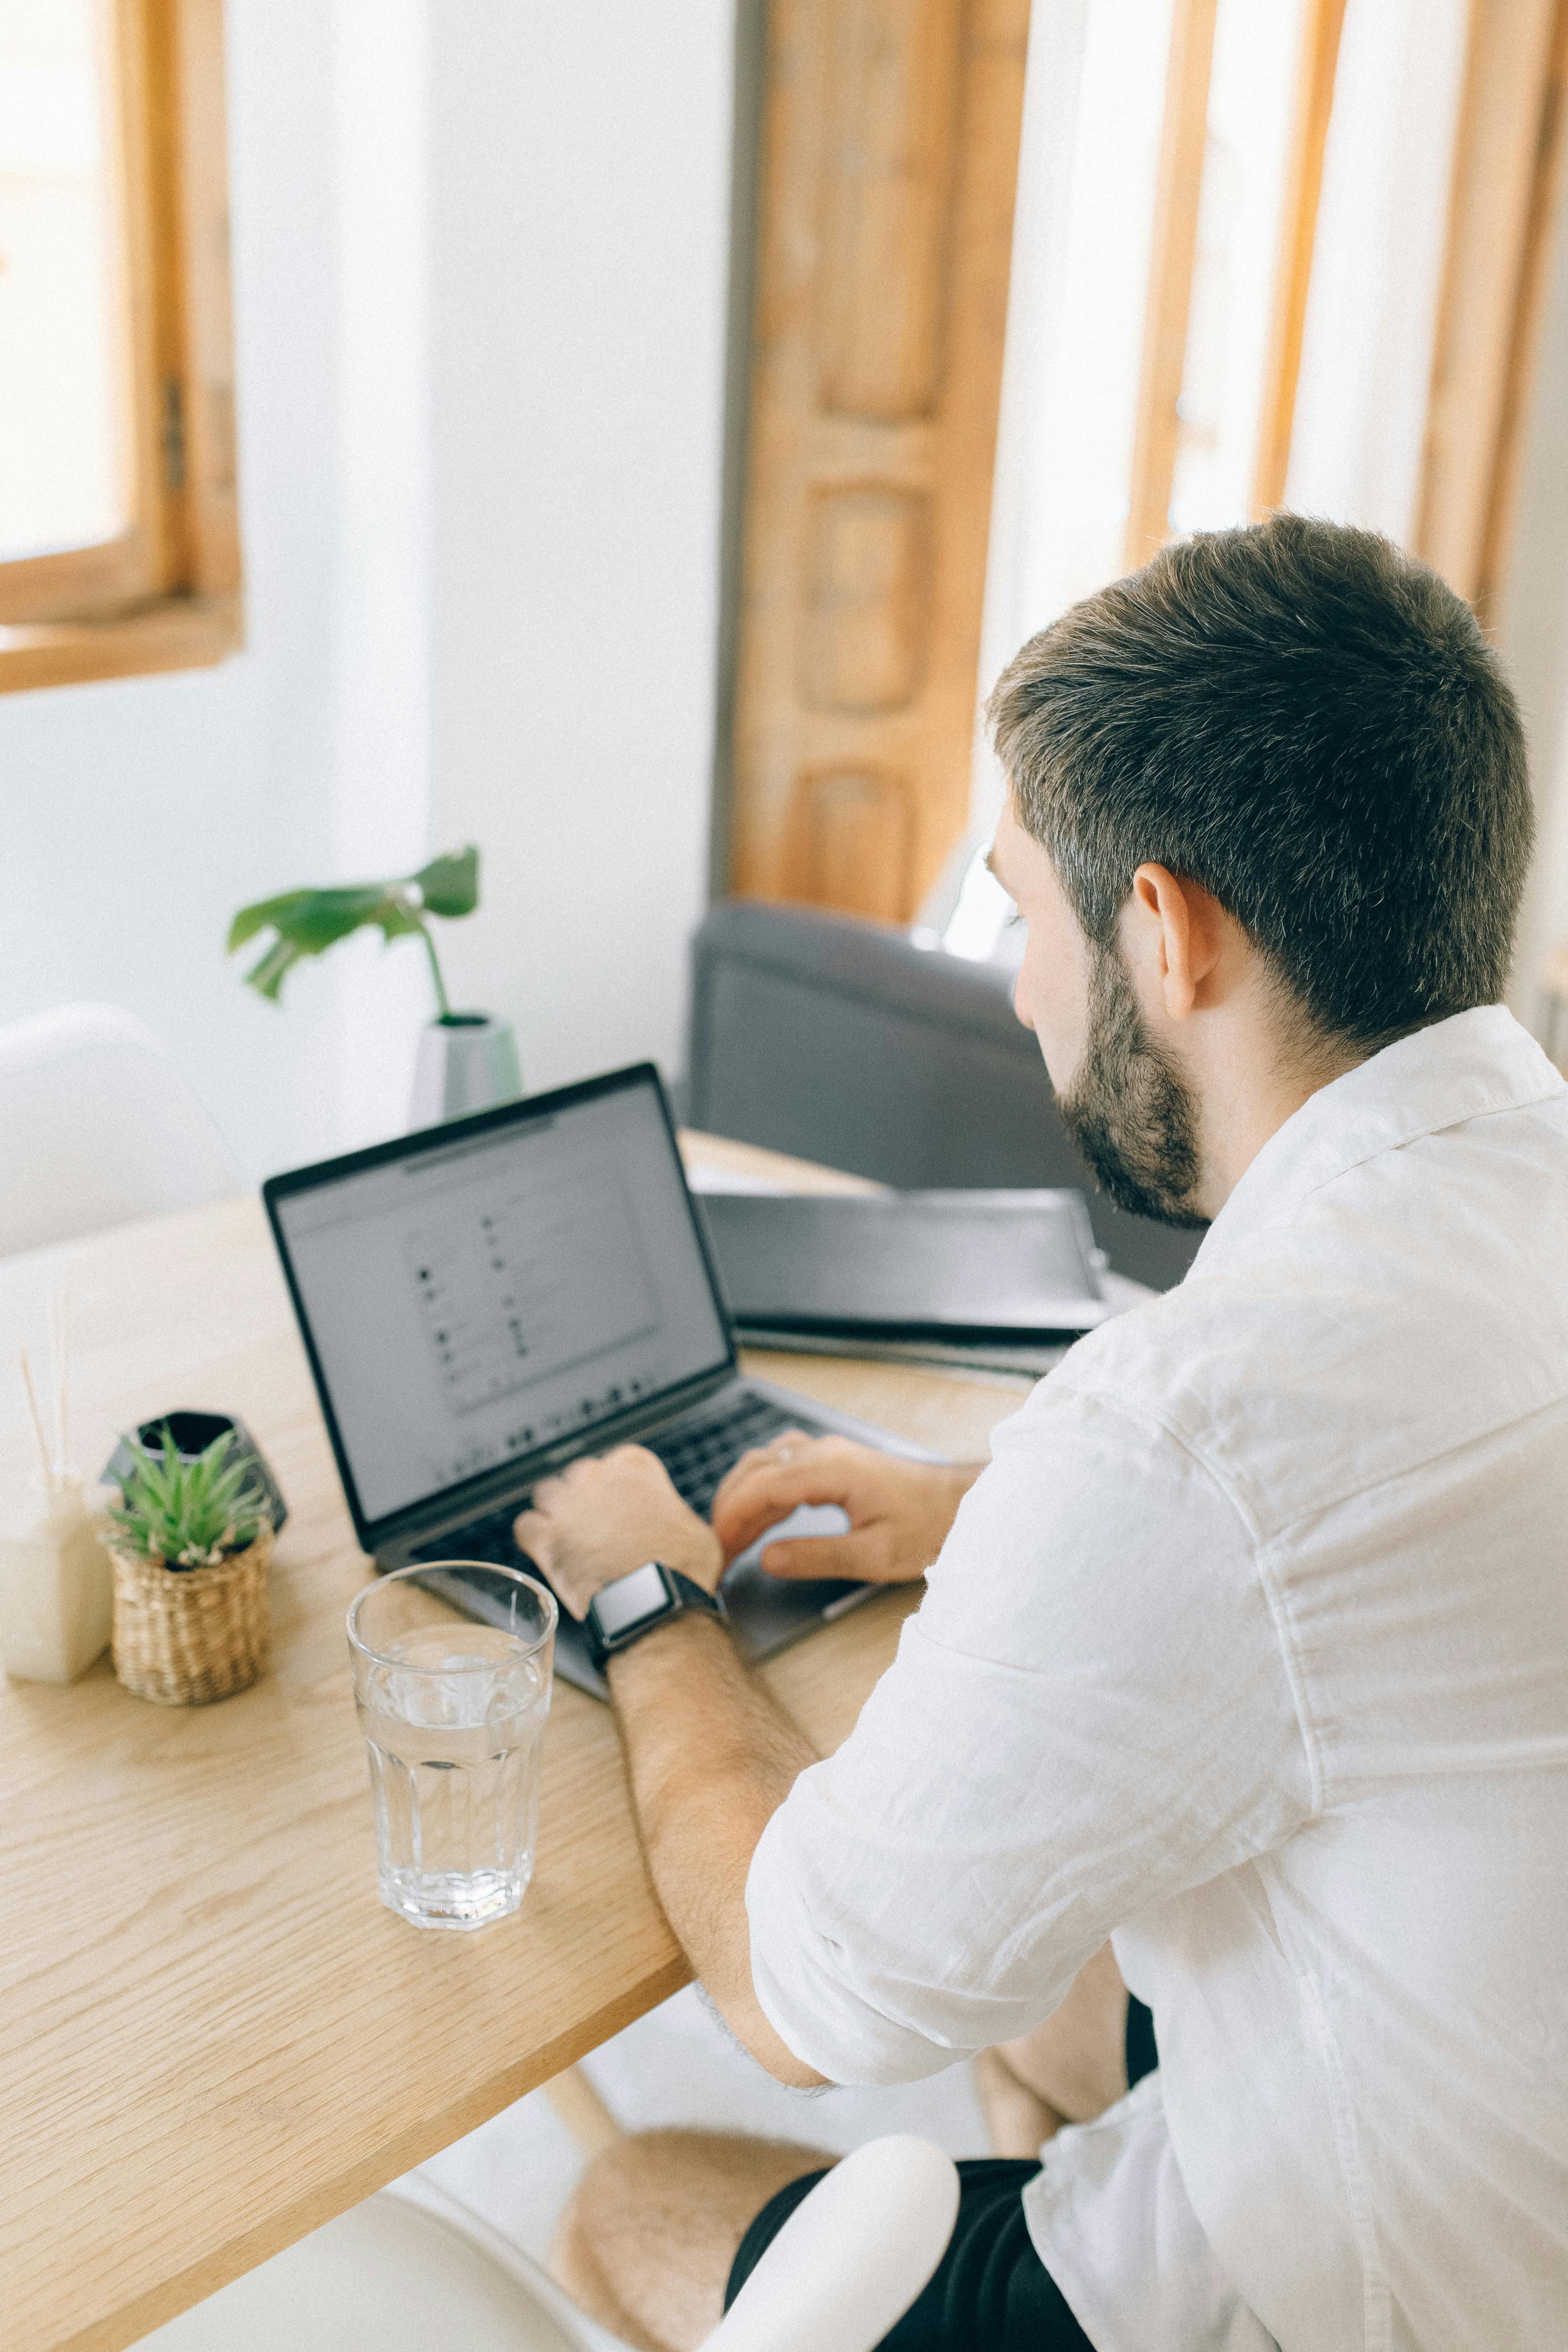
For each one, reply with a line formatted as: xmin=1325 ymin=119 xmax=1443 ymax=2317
xmin=583 ymin=1560 xmax=727 ymax=1673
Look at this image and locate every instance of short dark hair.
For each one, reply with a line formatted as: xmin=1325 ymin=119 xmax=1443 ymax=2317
xmin=988 ymin=513 xmax=1532 ymax=1050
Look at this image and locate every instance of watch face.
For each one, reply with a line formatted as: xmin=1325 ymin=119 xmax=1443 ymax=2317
xmin=593 ymin=1561 xmax=671 ymax=1641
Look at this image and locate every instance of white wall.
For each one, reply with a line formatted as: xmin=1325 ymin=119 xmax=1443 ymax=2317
xmin=0 ymin=0 xmax=343 ymax=1184
xmin=331 ymin=0 xmax=434 ymax=1155
xmin=423 ymin=3 xmax=731 ymax=1108
xmin=0 ymin=1 xmax=734 ymax=1182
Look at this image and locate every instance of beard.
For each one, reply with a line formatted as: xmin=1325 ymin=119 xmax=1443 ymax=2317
xmin=1058 ymin=939 xmax=1208 ymax=1228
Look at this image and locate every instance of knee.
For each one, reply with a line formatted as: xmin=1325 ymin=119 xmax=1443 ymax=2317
xmin=553 ymin=2130 xmax=757 ymax=2352
xmin=562 ymin=2128 xmax=700 ymax=2244
xmin=552 ymin=2137 xmax=656 ymax=2339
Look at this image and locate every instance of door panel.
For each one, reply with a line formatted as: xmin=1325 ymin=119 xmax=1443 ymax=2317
xmin=729 ymin=0 xmax=1030 ymax=923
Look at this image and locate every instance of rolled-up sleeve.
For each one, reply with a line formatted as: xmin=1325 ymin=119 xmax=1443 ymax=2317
xmin=745 ymin=1377 xmax=1314 ymax=2086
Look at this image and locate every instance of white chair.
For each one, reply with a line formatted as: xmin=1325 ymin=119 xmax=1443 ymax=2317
xmin=0 ymin=1003 xmax=245 ymax=1257
xmin=130 ymin=2134 xmax=961 ymax=2352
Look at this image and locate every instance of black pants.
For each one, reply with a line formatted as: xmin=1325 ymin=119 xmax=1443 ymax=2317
xmin=724 ymin=1998 xmax=1159 ymax=2352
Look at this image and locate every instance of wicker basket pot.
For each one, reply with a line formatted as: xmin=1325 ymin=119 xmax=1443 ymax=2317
xmin=108 ymin=1528 xmax=273 ymax=1705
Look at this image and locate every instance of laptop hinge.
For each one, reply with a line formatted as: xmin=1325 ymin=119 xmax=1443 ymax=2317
xmin=369 ymin=1361 xmax=739 ymax=1558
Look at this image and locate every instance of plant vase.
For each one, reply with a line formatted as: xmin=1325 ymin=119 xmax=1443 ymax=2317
xmin=108 ymin=1527 xmax=274 ymax=1706
xmin=409 ymin=1012 xmax=522 ymax=1129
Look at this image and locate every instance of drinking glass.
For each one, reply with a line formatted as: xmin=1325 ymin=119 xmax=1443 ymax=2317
xmin=347 ymin=1563 xmax=556 ymax=1931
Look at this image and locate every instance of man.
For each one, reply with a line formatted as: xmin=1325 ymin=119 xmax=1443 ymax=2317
xmin=517 ymin=515 xmax=1568 ymax=2350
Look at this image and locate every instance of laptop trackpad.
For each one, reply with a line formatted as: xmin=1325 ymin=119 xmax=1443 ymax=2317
xmin=722 ymin=1504 xmax=866 ymax=1663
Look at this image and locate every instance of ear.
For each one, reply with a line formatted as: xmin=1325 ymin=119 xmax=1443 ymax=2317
xmin=1129 ymin=865 xmax=1223 ymax=1020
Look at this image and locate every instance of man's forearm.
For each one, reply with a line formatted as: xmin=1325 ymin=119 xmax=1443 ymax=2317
xmin=607 ymin=1612 xmax=826 ymax=2086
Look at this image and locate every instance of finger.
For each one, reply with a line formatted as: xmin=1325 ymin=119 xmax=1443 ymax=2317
xmin=711 ymin=1438 xmax=854 ymax=1526
xmin=716 ymin=1429 xmax=815 ymax=1482
xmin=511 ymin=1509 xmax=553 ymax=1569
xmin=617 ymin=1444 xmax=682 ymax=1497
xmin=712 ymin=1463 xmax=849 ymax=1561
xmin=758 ymin=1533 xmax=875 ymax=1583
xmin=710 ymin=1431 xmax=814 ymax=1511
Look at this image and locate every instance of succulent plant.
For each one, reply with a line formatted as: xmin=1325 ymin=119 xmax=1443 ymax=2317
xmin=106 ymin=1426 xmax=270 ymax=1571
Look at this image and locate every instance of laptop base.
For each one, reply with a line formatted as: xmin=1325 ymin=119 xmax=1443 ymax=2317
xmin=383 ymin=1374 xmax=940 ymax=1700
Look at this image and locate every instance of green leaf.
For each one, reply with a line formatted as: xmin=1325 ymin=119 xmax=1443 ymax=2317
xmin=243 ymin=937 xmax=304 ymax=1003
xmin=413 ymin=845 xmax=479 ymax=919
xmin=371 ymin=900 xmax=426 ymax=942
xmin=108 ymin=1425 xmax=268 ymax=1567
xmin=228 ymin=889 xmax=315 ymax=953
xmin=228 ymin=849 xmax=479 ymax=1008
xmin=261 ymin=886 xmax=397 ymax=954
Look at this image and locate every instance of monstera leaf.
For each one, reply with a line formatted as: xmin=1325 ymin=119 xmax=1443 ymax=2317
xmin=411 ymin=847 xmax=480 ymax=918
xmin=228 ymin=848 xmax=479 ymax=1014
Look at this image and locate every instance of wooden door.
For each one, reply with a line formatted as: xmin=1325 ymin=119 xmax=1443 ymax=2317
xmin=726 ymin=0 xmax=1031 ymax=924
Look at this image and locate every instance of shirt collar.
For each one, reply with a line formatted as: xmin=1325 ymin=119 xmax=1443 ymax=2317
xmin=1189 ymin=1006 xmax=1566 ymax=1276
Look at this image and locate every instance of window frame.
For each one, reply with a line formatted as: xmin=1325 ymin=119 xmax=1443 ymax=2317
xmin=0 ymin=0 xmax=241 ymax=693
xmin=1123 ymin=0 xmax=1568 ymax=614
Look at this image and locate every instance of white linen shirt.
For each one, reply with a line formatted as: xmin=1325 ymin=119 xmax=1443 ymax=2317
xmin=745 ymin=1006 xmax=1568 ymax=2352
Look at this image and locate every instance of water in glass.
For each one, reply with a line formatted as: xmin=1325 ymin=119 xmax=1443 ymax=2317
xmin=348 ymin=1565 xmax=555 ymax=1931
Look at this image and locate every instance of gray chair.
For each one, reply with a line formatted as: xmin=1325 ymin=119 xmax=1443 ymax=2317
xmin=686 ymin=901 xmax=1203 ymax=1292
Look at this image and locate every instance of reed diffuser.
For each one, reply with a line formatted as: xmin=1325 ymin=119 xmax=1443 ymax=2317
xmin=0 ymin=1296 xmax=113 ymax=1685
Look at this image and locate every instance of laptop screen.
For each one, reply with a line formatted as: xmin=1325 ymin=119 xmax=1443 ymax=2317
xmin=265 ymin=1067 xmax=732 ymax=1534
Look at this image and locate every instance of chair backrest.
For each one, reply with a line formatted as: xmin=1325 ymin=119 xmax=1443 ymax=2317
xmin=126 ymin=2140 xmax=959 ymax=2352
xmin=687 ymin=901 xmax=1203 ymax=1291
xmin=0 ymin=1003 xmax=244 ymax=1259
xmin=702 ymin=2134 xmax=960 ymax=2352
xmin=127 ymin=2175 xmax=619 ymax=2350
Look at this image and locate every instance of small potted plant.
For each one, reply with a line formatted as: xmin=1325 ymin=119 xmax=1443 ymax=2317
xmin=228 ymin=844 xmax=523 ymax=1129
xmin=105 ymin=1426 xmax=274 ymax=1705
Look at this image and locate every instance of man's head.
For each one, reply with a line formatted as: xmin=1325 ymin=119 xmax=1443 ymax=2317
xmin=986 ymin=514 xmax=1532 ymax=1224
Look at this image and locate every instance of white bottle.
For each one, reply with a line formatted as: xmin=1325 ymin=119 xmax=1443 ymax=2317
xmin=0 ymin=1474 xmax=113 ymax=1684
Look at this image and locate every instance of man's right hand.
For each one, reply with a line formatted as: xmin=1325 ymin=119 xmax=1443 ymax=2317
xmin=710 ymin=1430 xmax=982 ymax=1585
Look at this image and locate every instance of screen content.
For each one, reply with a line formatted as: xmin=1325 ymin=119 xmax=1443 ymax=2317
xmin=273 ymin=1080 xmax=730 ymax=1525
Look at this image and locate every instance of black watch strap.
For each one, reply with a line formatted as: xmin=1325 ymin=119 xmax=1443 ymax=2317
xmin=583 ymin=1561 xmax=726 ymax=1673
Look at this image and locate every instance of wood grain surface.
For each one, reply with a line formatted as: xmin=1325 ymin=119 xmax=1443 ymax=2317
xmin=1250 ymin=0 xmax=1347 ymax=521
xmin=1415 ymin=0 xmax=1568 ymax=610
xmin=1122 ymin=0 xmax=1219 ymax=571
xmin=0 ymin=1135 xmax=1031 ymax=2352
xmin=726 ymin=0 xmax=1031 ymax=923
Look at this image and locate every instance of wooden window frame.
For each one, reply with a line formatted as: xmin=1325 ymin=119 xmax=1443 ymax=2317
xmin=1251 ymin=0 xmax=1348 ymax=519
xmin=1124 ymin=0 xmax=1219 ymax=573
xmin=1415 ymin=0 xmax=1568 ymax=618
xmin=0 ymin=0 xmax=241 ymax=695
xmin=1126 ymin=0 xmax=1350 ymax=564
xmin=1127 ymin=0 xmax=1568 ymax=616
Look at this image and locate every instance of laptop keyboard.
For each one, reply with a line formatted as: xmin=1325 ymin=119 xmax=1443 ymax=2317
xmin=408 ymin=1387 xmax=810 ymax=1573
xmin=645 ymin=1388 xmax=804 ymax=1517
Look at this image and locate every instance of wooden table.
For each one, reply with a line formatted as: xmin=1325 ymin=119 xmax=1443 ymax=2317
xmin=0 ymin=1135 xmax=1034 ymax=2352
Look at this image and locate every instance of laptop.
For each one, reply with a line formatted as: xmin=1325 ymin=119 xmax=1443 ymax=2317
xmin=262 ymin=1061 xmax=942 ymax=1696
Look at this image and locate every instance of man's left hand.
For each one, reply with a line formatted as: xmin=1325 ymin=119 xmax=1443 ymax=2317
xmin=513 ymin=1447 xmax=723 ymax=1620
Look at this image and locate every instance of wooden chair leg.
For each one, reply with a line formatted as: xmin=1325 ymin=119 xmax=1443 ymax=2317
xmin=542 ymin=2062 xmax=622 ymax=2158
